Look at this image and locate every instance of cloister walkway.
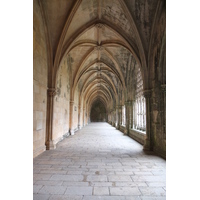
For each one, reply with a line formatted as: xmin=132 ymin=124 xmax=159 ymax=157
xmin=33 ymin=123 xmax=166 ymax=200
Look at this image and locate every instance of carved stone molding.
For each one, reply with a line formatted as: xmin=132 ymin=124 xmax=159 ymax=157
xmin=47 ymin=88 xmax=56 ymax=97
xmin=94 ymin=46 xmax=104 ymax=51
xmin=116 ymin=105 xmax=122 ymax=109
xmin=46 ymin=140 xmax=56 ymax=150
xmin=143 ymin=89 xmax=152 ymax=98
xmin=95 ymin=23 xmax=104 ymax=29
xmin=70 ymin=101 xmax=74 ymax=105
xmin=125 ymin=101 xmax=132 ymax=106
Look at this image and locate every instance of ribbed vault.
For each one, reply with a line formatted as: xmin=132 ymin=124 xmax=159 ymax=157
xmin=34 ymin=0 xmax=166 ymax=157
xmin=47 ymin=0 xmax=147 ymax=122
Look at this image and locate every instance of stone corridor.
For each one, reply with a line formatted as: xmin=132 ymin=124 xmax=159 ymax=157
xmin=33 ymin=123 xmax=166 ymax=200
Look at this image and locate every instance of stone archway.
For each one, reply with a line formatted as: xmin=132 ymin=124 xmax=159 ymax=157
xmin=90 ymin=100 xmax=106 ymax=122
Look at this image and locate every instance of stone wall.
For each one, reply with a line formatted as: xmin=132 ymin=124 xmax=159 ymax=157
xmin=129 ymin=129 xmax=145 ymax=145
xmin=90 ymin=101 xmax=106 ymax=122
xmin=53 ymin=63 xmax=70 ymax=143
xmin=73 ymin=87 xmax=79 ymax=131
xmin=149 ymin=3 xmax=166 ymax=159
xmin=33 ymin=0 xmax=48 ymax=158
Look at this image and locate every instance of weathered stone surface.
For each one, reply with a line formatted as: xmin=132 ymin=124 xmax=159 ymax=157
xmin=33 ymin=0 xmax=166 ymax=197
xmin=110 ymin=187 xmax=141 ymax=196
xmin=33 ymin=0 xmax=48 ymax=158
xmin=65 ymin=186 xmax=93 ymax=195
xmin=33 ymin=123 xmax=166 ymax=199
xmin=38 ymin=185 xmax=67 ymax=195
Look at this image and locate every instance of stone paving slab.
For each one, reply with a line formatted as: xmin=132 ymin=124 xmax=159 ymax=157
xmin=65 ymin=186 xmax=93 ymax=195
xmin=110 ymin=187 xmax=141 ymax=196
xmin=50 ymin=174 xmax=84 ymax=181
xmin=86 ymin=175 xmax=108 ymax=182
xmin=33 ymin=194 xmax=50 ymax=200
xmin=140 ymin=197 xmax=166 ymax=200
xmin=33 ymin=185 xmax=43 ymax=193
xmin=94 ymin=186 xmax=110 ymax=195
xmin=82 ymin=196 xmax=141 ymax=200
xmin=34 ymin=180 xmax=63 ymax=186
xmin=62 ymin=181 xmax=89 ymax=186
xmin=139 ymin=187 xmax=166 ymax=196
xmin=33 ymin=122 xmax=166 ymax=199
xmin=49 ymin=195 xmax=83 ymax=200
xmin=38 ymin=185 xmax=67 ymax=195
xmin=114 ymin=182 xmax=147 ymax=187
xmin=108 ymin=175 xmax=133 ymax=182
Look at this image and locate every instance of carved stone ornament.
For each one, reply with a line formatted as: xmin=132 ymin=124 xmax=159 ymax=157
xmin=70 ymin=101 xmax=74 ymax=105
xmin=95 ymin=23 xmax=104 ymax=29
xmin=47 ymin=88 xmax=57 ymax=97
xmin=143 ymin=89 xmax=152 ymax=98
xmin=94 ymin=46 xmax=104 ymax=51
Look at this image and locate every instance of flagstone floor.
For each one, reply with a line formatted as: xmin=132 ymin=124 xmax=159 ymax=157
xmin=33 ymin=123 xmax=166 ymax=200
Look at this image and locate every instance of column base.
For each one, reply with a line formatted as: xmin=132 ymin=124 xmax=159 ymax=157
xmin=70 ymin=129 xmax=75 ymax=135
xmin=124 ymin=129 xmax=128 ymax=135
xmin=45 ymin=140 xmax=56 ymax=150
xmin=143 ymin=139 xmax=151 ymax=151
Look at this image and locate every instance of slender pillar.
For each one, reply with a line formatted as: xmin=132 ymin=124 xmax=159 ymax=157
xmin=69 ymin=101 xmax=74 ymax=135
xmin=125 ymin=101 xmax=132 ymax=135
xmin=125 ymin=101 xmax=129 ymax=135
xmin=130 ymin=101 xmax=134 ymax=129
xmin=161 ymin=84 xmax=166 ymax=139
xmin=45 ymin=88 xmax=56 ymax=150
xmin=143 ymin=90 xmax=152 ymax=151
xmin=117 ymin=105 xmax=122 ymax=129
xmin=132 ymin=99 xmax=136 ymax=129
xmin=83 ymin=107 xmax=85 ymax=126
xmin=78 ymin=105 xmax=81 ymax=129
xmin=115 ymin=106 xmax=118 ymax=127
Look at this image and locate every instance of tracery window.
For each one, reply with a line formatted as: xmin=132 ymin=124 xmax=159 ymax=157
xmin=133 ymin=65 xmax=146 ymax=133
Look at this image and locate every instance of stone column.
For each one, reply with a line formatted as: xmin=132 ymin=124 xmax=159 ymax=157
xmin=161 ymin=84 xmax=166 ymax=139
xmin=113 ymin=109 xmax=116 ymax=127
xmin=130 ymin=101 xmax=134 ymax=129
xmin=125 ymin=101 xmax=129 ymax=135
xmin=132 ymin=99 xmax=136 ymax=129
xmin=143 ymin=89 xmax=152 ymax=151
xmin=45 ymin=88 xmax=56 ymax=150
xmin=125 ymin=101 xmax=132 ymax=135
xmin=69 ymin=100 xmax=74 ymax=135
xmin=117 ymin=105 xmax=122 ymax=129
xmin=115 ymin=106 xmax=118 ymax=127
xmin=83 ymin=107 xmax=85 ymax=126
xmin=112 ymin=109 xmax=115 ymax=126
xmin=78 ymin=105 xmax=81 ymax=129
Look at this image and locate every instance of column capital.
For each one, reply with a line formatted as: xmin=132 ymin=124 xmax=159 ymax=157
xmin=143 ymin=89 xmax=152 ymax=98
xmin=125 ymin=101 xmax=132 ymax=106
xmin=47 ymin=88 xmax=57 ymax=97
xmin=70 ymin=100 xmax=74 ymax=105
xmin=116 ymin=105 xmax=122 ymax=109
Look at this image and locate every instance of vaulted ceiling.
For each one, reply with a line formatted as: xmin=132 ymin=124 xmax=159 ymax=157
xmin=40 ymin=0 xmax=162 ymax=111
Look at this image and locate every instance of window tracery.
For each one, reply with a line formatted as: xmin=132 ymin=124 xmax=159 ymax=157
xmin=133 ymin=66 xmax=146 ymax=133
